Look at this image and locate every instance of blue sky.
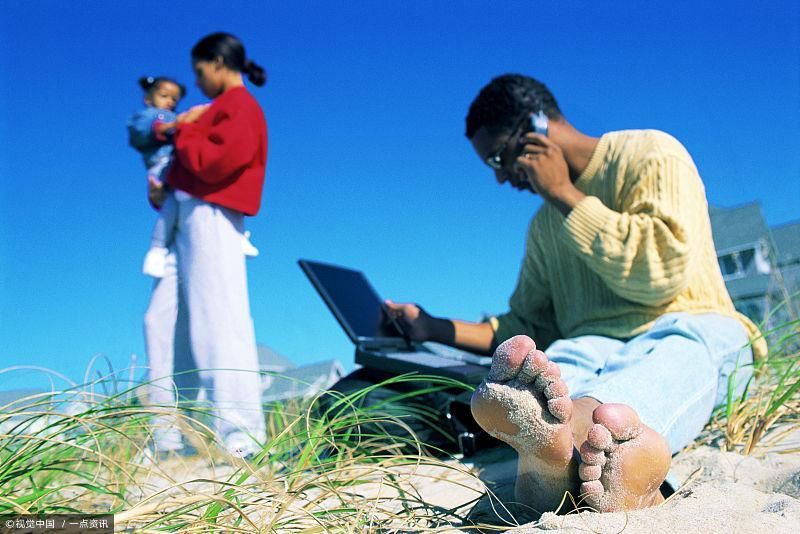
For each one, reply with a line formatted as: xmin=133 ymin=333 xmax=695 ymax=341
xmin=1 ymin=1 xmax=798 ymax=391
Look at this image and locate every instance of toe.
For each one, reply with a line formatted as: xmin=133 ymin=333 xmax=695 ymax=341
xmin=487 ymin=335 xmax=536 ymax=381
xmin=544 ymin=379 xmax=569 ymax=400
xmin=546 ymin=397 xmax=573 ymax=422
xmin=579 ymin=441 xmax=606 ymax=466
xmin=578 ymin=463 xmax=602 ymax=481
xmin=580 ymin=480 xmax=604 ymax=499
xmin=534 ymin=361 xmax=561 ymax=391
xmin=519 ymin=349 xmax=550 ymax=382
xmin=518 ymin=349 xmax=546 ymax=383
xmin=543 ymin=377 xmax=572 ymax=422
xmin=544 ymin=361 xmax=561 ymax=379
xmin=592 ymin=403 xmax=643 ymax=441
xmin=587 ymin=423 xmax=614 ymax=450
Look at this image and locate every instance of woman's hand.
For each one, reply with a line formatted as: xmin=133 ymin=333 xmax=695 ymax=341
xmin=153 ymin=121 xmax=177 ymax=137
xmin=177 ymin=103 xmax=211 ymax=124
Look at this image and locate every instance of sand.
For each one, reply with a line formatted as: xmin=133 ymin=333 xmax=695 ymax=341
xmin=116 ymin=428 xmax=800 ymax=532
xmin=462 ymin=434 xmax=800 ymax=533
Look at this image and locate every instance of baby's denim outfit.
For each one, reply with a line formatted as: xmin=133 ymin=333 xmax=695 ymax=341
xmin=127 ymin=106 xmax=178 ymax=253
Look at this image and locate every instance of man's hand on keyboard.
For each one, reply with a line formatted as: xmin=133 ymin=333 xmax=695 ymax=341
xmin=383 ymin=300 xmax=445 ymax=342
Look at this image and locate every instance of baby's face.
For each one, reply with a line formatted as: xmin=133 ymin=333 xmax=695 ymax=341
xmin=147 ymin=81 xmax=182 ymax=111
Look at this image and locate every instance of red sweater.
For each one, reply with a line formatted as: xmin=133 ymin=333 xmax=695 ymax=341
xmin=167 ymin=86 xmax=268 ymax=216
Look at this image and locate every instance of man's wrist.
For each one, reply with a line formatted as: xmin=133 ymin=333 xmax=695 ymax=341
xmin=548 ymin=185 xmax=586 ymax=216
xmin=429 ymin=317 xmax=456 ymax=345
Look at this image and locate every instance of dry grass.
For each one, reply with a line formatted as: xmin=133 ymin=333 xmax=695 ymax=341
xmin=7 ymin=315 xmax=796 ymax=530
xmin=698 ymin=318 xmax=800 ymax=455
xmin=0 ymin=372 xmax=515 ymax=532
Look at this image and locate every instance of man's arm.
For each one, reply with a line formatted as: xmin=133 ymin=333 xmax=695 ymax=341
xmin=516 ymin=132 xmax=701 ymax=307
xmin=385 ymin=211 xmax=558 ymax=356
xmin=453 ymin=320 xmax=495 ymax=353
xmin=384 ymin=300 xmax=495 ymax=354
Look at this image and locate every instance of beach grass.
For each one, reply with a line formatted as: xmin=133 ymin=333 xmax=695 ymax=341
xmin=702 ymin=315 xmax=800 ymax=455
xmin=0 ymin=371 xmax=511 ymax=532
xmin=5 ymin=313 xmax=796 ymax=531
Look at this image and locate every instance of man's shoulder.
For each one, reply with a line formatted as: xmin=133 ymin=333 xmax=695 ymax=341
xmin=608 ymin=129 xmax=692 ymax=163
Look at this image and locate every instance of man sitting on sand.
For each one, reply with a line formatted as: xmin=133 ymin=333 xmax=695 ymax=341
xmin=386 ymin=74 xmax=766 ymax=514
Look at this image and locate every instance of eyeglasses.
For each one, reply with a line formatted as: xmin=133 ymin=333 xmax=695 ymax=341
xmin=484 ymin=112 xmax=530 ymax=170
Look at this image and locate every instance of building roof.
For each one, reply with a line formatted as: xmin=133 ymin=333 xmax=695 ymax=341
xmin=257 ymin=344 xmax=296 ymax=371
xmin=261 ymin=359 xmax=345 ymax=403
xmin=771 ymin=220 xmax=800 ymax=267
xmin=0 ymin=388 xmax=46 ymax=408
xmin=709 ymin=202 xmax=771 ymax=253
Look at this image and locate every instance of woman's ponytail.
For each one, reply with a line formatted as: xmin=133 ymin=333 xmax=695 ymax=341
xmin=243 ymin=60 xmax=267 ymax=87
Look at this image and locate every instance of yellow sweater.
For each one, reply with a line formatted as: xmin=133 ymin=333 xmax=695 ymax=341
xmin=491 ymin=130 xmax=766 ymax=361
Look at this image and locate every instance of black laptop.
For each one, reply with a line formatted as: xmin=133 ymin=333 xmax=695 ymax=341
xmin=298 ymin=259 xmax=493 ymax=385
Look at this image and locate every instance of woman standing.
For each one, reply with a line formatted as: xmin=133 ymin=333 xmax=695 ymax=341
xmin=165 ymin=32 xmax=269 ymax=457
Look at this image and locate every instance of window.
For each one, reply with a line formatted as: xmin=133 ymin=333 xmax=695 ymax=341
xmin=718 ymin=246 xmax=770 ymax=280
xmin=739 ymin=248 xmax=755 ymax=272
xmin=719 ymin=254 xmax=739 ymax=277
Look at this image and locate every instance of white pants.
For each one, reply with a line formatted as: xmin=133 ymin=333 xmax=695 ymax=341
xmin=144 ymin=198 xmax=265 ymax=451
xmin=143 ymin=251 xmax=192 ymax=450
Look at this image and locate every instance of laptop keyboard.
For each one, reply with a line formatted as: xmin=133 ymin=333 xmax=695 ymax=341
xmin=382 ymin=351 xmax=457 ymax=368
xmin=421 ymin=342 xmax=494 ymax=366
xmin=381 ymin=343 xmax=493 ymax=368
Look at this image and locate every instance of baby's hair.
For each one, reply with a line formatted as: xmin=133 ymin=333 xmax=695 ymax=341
xmin=138 ymin=76 xmax=187 ymax=99
xmin=192 ymin=32 xmax=267 ymax=87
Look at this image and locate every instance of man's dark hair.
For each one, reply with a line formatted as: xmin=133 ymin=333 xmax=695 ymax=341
xmin=465 ymin=74 xmax=562 ymax=139
xmin=192 ymin=32 xmax=267 ymax=87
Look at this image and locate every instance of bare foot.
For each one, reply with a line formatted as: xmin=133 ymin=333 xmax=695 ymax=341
xmin=578 ymin=403 xmax=671 ymax=512
xmin=470 ymin=335 xmax=577 ymax=513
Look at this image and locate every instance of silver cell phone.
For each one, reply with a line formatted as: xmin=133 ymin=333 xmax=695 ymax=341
xmin=531 ymin=109 xmax=549 ymax=136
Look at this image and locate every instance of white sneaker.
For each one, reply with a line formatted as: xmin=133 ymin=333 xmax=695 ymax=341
xmin=224 ymin=431 xmax=262 ymax=459
xmin=242 ymin=231 xmax=259 ymax=258
xmin=134 ymin=443 xmax=186 ymax=466
xmin=153 ymin=423 xmax=185 ymax=454
xmin=142 ymin=247 xmax=169 ymax=278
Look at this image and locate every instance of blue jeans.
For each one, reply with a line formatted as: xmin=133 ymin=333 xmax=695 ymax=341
xmin=544 ymin=313 xmax=752 ymax=454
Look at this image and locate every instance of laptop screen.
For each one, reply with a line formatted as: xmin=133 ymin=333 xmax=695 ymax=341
xmin=298 ymin=259 xmax=404 ymax=342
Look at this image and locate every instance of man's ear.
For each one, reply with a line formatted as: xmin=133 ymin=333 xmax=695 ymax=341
xmin=214 ymin=56 xmax=225 ymax=70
